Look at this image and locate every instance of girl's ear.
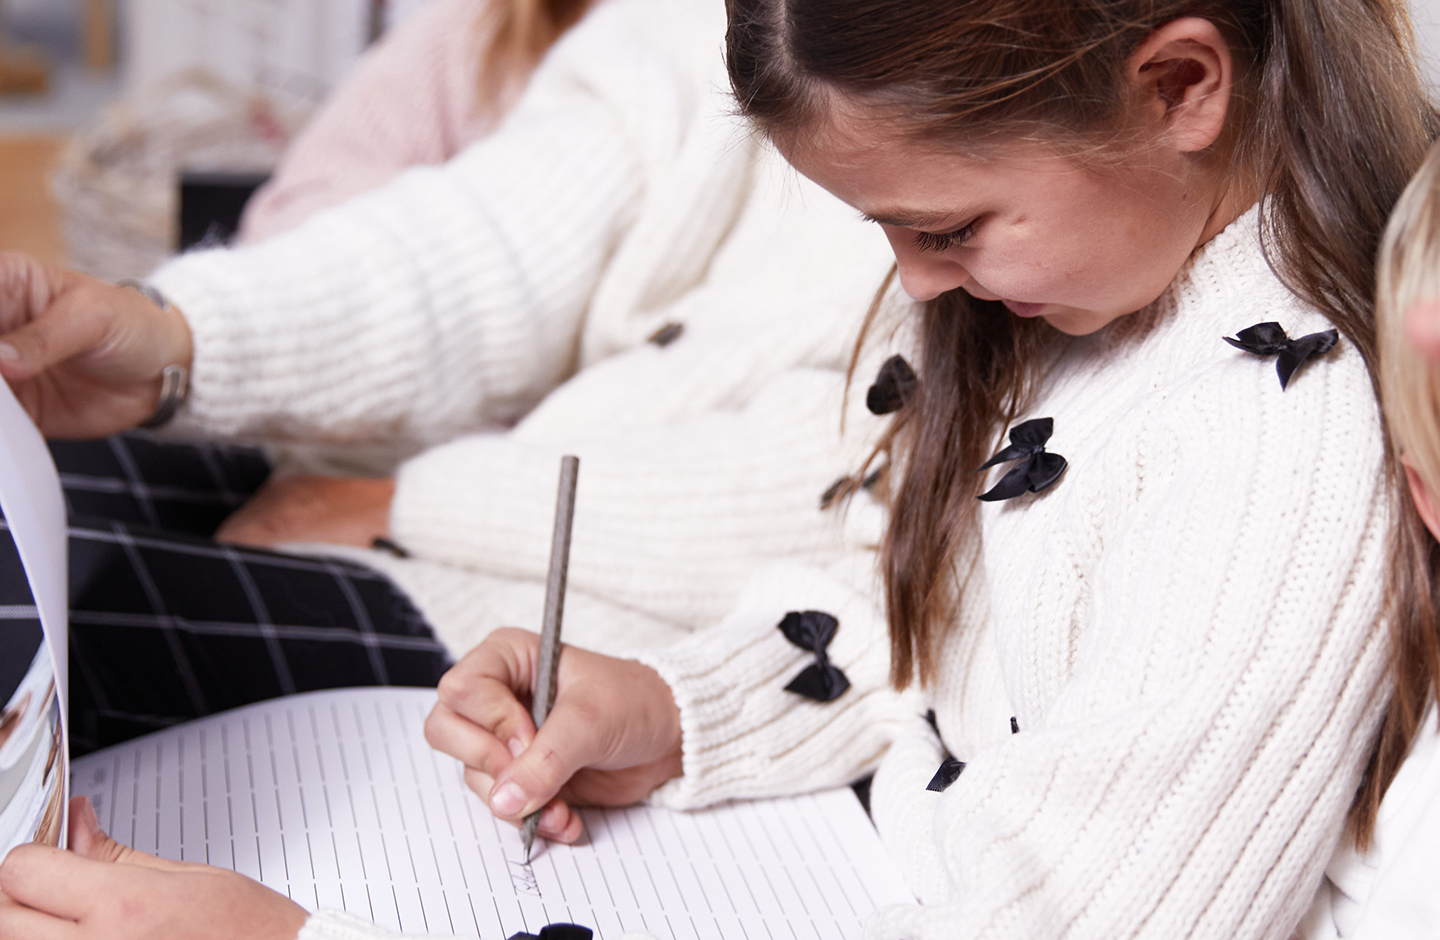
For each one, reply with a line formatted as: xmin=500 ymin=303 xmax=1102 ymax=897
xmin=1126 ymin=17 xmax=1233 ymax=154
xmin=1402 ymin=455 xmax=1440 ymax=543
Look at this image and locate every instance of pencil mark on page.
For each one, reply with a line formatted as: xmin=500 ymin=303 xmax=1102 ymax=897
xmin=509 ymin=859 xmax=543 ymax=897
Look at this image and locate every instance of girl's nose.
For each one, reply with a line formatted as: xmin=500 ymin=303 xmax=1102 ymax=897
xmin=884 ymin=229 xmax=971 ymax=302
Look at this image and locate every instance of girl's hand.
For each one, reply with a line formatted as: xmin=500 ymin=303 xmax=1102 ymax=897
xmin=424 ymin=628 xmax=684 ymax=843
xmin=216 ymin=475 xmax=396 ymax=549
xmin=0 ymin=253 xmax=193 ymax=438
xmin=0 ymin=796 xmax=308 ymax=940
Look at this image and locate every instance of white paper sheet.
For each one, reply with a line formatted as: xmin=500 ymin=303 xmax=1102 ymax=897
xmin=72 ymin=687 xmax=914 ymax=939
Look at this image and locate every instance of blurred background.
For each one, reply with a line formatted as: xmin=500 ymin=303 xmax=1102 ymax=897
xmin=0 ymin=0 xmax=1435 ymax=279
xmin=0 ymin=0 xmax=433 ymax=276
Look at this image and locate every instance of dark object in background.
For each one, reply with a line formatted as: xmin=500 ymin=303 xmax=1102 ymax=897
xmin=178 ymin=171 xmax=271 ymax=251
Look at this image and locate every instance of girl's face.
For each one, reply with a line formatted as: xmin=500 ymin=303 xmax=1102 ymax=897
xmin=780 ymin=106 xmax=1239 ymax=336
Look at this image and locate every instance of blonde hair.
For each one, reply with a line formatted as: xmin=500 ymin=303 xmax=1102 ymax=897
xmin=1368 ymin=140 xmax=1440 ymax=846
xmin=1381 ymin=142 xmax=1440 ymax=499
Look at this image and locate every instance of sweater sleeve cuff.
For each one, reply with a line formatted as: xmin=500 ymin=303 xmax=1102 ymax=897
xmin=635 ymin=555 xmax=919 ymax=809
xmin=298 ymin=910 xmax=416 ymax=940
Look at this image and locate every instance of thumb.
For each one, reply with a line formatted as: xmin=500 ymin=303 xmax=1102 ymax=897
xmin=66 ymin=796 xmax=187 ymax=872
xmin=487 ymin=703 xmax=602 ymax=820
xmin=67 ymin=796 xmax=125 ymax=863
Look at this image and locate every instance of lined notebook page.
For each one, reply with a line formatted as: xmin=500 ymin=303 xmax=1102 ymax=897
xmin=70 ymin=688 xmax=913 ymax=939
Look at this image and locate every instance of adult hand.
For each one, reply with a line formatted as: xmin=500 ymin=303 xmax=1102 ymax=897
xmin=0 ymin=253 xmax=193 ymax=438
xmin=0 ymin=796 xmax=308 ymax=940
xmin=424 ymin=628 xmax=684 ymax=844
xmin=216 ymin=475 xmax=396 ymax=549
xmin=1405 ymin=299 xmax=1440 ymax=367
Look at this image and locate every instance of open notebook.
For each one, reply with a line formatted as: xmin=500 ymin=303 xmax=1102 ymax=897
xmin=0 ymin=381 xmax=914 ymax=939
xmin=71 ymin=688 xmax=912 ymax=939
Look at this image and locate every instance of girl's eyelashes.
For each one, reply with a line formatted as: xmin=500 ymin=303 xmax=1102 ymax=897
xmin=913 ymin=221 xmax=977 ymax=253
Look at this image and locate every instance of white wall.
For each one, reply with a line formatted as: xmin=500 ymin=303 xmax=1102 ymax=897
xmin=1416 ymin=0 xmax=1440 ymax=96
xmin=384 ymin=0 xmax=438 ymax=32
xmin=120 ymin=0 xmax=372 ymax=102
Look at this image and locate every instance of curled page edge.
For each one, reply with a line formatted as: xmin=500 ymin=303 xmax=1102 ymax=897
xmin=0 ymin=381 xmax=69 ymax=847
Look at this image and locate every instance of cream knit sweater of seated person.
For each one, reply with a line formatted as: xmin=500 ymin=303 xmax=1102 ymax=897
xmin=296 ymin=208 xmax=1392 ymax=938
xmin=145 ymin=0 xmax=897 ymax=657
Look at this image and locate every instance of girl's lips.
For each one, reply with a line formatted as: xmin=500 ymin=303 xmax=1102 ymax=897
xmin=1002 ymin=299 xmax=1047 ymax=318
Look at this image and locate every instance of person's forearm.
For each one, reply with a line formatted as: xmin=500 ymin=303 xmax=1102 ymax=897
xmin=389 ymin=366 xmax=889 ymax=628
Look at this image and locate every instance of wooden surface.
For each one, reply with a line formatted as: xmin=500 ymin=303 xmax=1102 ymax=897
xmin=0 ymin=135 xmax=66 ymax=267
xmin=0 ymin=45 xmax=50 ymax=95
xmin=84 ymin=0 xmax=113 ymax=71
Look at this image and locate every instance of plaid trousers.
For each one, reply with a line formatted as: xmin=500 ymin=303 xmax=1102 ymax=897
xmin=0 ymin=434 xmax=450 ymax=755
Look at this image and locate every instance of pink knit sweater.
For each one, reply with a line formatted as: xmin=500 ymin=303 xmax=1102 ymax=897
xmin=239 ymin=0 xmax=533 ymax=243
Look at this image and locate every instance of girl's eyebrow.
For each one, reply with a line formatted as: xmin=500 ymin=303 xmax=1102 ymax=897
xmin=860 ymin=207 xmax=966 ymax=229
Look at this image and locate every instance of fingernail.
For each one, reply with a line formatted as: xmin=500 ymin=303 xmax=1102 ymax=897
xmin=490 ymin=781 xmax=527 ymax=817
xmin=0 ymin=343 xmax=19 ymax=362
xmin=78 ymin=797 xmax=100 ymax=835
xmin=540 ymin=802 xmax=565 ymax=832
xmin=507 ymin=737 xmax=525 ymax=757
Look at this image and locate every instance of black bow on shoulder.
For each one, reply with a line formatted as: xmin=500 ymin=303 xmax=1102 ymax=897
xmin=1223 ymin=321 xmax=1339 ymax=390
xmin=866 ymin=355 xmax=918 ymax=415
xmin=508 ymin=926 xmax=592 ymax=940
xmin=926 ymin=756 xmax=966 ymax=793
xmin=976 ymin=417 xmax=1067 ymax=502
xmin=777 ymin=610 xmax=850 ymax=702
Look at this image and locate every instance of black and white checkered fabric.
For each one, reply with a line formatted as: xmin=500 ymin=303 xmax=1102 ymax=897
xmin=2 ymin=434 xmax=450 ymax=756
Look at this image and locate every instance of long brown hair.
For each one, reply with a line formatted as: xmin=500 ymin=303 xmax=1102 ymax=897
xmin=476 ymin=0 xmax=591 ymax=103
xmin=726 ymin=0 xmax=1439 ymax=845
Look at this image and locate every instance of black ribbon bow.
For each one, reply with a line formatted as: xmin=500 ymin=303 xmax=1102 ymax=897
xmin=866 ymin=355 xmax=918 ymax=415
xmin=1223 ymin=321 xmax=1338 ymax=390
xmin=926 ymin=757 xmax=966 ymax=793
xmin=976 ymin=417 xmax=1067 ymax=502
xmin=508 ymin=926 xmax=592 ymax=940
xmin=777 ymin=611 xmax=850 ymax=702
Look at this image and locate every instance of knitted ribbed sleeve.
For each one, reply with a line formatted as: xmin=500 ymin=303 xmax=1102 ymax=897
xmin=148 ymin=0 xmax=725 ymax=452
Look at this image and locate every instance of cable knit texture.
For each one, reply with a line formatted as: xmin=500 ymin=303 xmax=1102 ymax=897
xmin=146 ymin=0 xmax=897 ymax=656
xmin=635 ymin=207 xmax=1392 ymax=940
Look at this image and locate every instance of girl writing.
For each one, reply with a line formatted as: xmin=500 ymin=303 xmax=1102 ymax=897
xmin=2 ymin=0 xmax=1437 ymax=938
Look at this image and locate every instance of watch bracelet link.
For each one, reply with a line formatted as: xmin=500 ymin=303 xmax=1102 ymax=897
xmin=116 ymin=279 xmax=190 ymax=429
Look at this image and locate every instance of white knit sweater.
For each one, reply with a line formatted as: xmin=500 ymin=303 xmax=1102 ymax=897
xmin=635 ymin=208 xmax=1393 ymax=940
xmin=146 ymin=0 xmax=897 ymax=658
xmin=142 ymin=0 xmax=1391 ymax=933
xmin=289 ymin=213 xmax=1391 ymax=940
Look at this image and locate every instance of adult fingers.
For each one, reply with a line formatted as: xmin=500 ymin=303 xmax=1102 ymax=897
xmin=0 ymin=295 xmax=110 ymax=383
xmin=0 ymin=253 xmax=69 ymax=334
